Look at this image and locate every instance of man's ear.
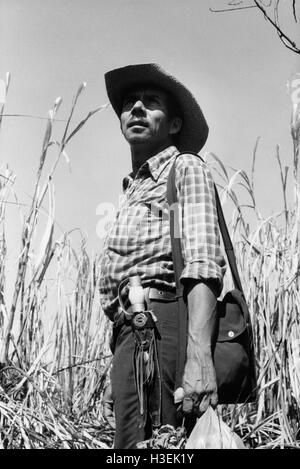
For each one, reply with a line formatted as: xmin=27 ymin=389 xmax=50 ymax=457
xmin=169 ymin=117 xmax=182 ymax=136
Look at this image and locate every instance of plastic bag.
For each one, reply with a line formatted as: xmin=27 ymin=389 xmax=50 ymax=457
xmin=185 ymin=406 xmax=245 ymax=449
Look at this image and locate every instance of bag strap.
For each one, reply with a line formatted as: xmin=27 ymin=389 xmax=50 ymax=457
xmin=167 ymin=152 xmax=245 ymax=296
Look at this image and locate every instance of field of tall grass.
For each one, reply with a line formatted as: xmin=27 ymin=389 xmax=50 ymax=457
xmin=0 ymin=75 xmax=299 ymax=449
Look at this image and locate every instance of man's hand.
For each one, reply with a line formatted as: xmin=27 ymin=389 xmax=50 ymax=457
xmin=182 ymin=352 xmax=218 ymax=416
xmin=103 ymin=383 xmax=116 ymax=429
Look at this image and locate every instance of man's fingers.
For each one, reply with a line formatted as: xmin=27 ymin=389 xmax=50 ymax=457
xmin=181 ymin=388 xmax=218 ymax=416
xmin=103 ymin=383 xmax=116 ymax=428
xmin=182 ymin=396 xmax=194 ymax=414
xmin=198 ymin=393 xmax=211 ymax=416
xmin=210 ymin=392 xmax=218 ymax=409
xmin=174 ymin=387 xmax=185 ymax=404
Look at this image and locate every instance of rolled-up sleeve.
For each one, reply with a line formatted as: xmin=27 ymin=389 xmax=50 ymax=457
xmin=175 ymin=154 xmax=226 ymax=294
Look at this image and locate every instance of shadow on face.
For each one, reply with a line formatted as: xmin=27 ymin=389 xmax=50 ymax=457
xmin=120 ymin=86 xmax=182 ymax=149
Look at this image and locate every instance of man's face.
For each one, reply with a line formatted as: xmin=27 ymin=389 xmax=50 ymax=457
xmin=120 ymin=86 xmax=181 ymax=148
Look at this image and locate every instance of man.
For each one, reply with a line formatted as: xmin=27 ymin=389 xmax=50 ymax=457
xmin=100 ymin=64 xmax=226 ymax=449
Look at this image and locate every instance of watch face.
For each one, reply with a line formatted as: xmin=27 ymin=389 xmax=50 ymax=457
xmin=132 ymin=312 xmax=148 ymax=329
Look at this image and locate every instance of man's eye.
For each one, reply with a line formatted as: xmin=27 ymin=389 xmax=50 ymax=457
xmin=147 ymin=97 xmax=160 ymax=104
xmin=122 ymin=98 xmax=134 ymax=107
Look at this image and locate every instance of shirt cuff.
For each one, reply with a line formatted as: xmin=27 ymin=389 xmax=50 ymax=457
xmin=180 ymin=260 xmax=225 ymax=295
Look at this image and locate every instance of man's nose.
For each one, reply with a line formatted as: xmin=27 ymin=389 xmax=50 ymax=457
xmin=131 ymin=99 xmax=146 ymax=114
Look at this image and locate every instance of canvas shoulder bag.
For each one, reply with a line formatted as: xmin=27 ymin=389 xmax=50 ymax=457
xmin=167 ymin=152 xmax=257 ymax=404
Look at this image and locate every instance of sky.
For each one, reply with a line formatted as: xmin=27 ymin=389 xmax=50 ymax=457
xmin=0 ymin=0 xmax=299 ymax=305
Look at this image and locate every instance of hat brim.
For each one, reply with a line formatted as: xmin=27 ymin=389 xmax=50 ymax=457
xmin=105 ymin=63 xmax=208 ymax=153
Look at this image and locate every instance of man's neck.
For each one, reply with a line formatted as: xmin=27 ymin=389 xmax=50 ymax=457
xmin=130 ymin=140 xmax=173 ymax=175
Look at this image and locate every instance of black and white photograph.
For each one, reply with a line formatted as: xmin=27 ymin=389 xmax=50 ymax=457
xmin=0 ymin=0 xmax=299 ymax=452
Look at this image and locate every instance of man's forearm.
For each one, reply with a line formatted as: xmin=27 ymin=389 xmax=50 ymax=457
xmin=185 ymin=279 xmax=218 ymax=354
xmin=180 ymin=279 xmax=219 ymax=413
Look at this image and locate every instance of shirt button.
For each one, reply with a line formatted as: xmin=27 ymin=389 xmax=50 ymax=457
xmin=228 ymin=331 xmax=235 ymax=338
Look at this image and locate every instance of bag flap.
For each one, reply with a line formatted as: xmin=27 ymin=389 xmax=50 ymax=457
xmin=217 ymin=291 xmax=247 ymax=342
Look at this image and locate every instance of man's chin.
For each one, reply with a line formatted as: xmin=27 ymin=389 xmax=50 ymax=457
xmin=126 ymin=135 xmax=151 ymax=145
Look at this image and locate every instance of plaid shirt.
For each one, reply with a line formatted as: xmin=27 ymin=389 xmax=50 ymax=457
xmin=99 ymin=146 xmax=226 ymax=319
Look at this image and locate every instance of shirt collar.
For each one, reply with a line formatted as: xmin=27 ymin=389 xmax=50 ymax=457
xmin=147 ymin=145 xmax=179 ymax=181
xmin=122 ymin=146 xmax=179 ymax=191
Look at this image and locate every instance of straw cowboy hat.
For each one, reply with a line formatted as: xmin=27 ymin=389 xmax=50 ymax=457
xmin=105 ymin=63 xmax=209 ymax=153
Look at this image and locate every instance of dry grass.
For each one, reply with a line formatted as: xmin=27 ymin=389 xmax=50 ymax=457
xmin=0 ymin=79 xmax=113 ymax=448
xmin=0 ymin=76 xmax=299 ymax=448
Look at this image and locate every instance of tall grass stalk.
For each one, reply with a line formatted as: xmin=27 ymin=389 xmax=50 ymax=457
xmin=0 ymin=81 xmax=113 ymax=448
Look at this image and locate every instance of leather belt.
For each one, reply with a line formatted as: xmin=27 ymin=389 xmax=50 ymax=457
xmin=144 ymin=287 xmax=178 ymax=302
xmin=116 ymin=286 xmax=178 ymax=321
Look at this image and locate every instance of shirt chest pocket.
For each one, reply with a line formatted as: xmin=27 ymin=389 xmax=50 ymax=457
xmin=126 ymin=205 xmax=155 ymax=243
xmin=106 ymin=205 xmax=154 ymax=255
xmin=136 ymin=202 xmax=169 ymax=245
xmin=119 ymin=203 xmax=166 ymax=249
